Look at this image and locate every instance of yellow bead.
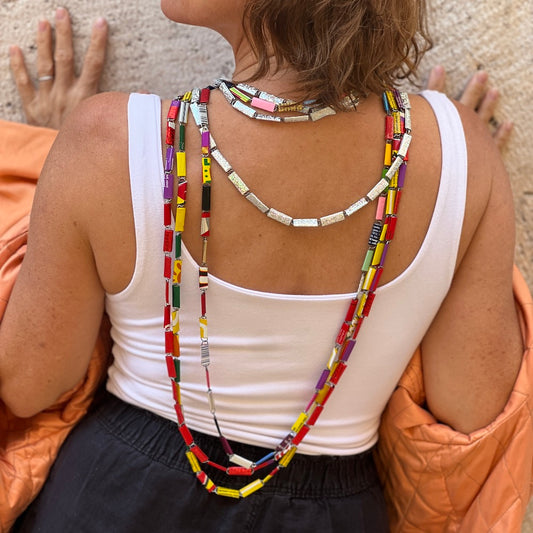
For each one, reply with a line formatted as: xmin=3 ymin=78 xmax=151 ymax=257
xmin=291 ymin=412 xmax=308 ymax=434
xmin=390 ymin=171 xmax=398 ymax=188
xmin=362 ymin=268 xmax=376 ymax=291
xmin=240 ymin=479 xmax=264 ymax=498
xmin=216 ymin=487 xmax=241 ymax=499
xmin=205 ymin=479 xmax=215 ymax=492
xmin=202 ymin=157 xmax=212 ymax=184
xmin=380 ymin=224 xmax=388 ymax=241
xmin=172 ymin=310 xmax=179 ymax=334
xmin=384 ymin=143 xmax=392 ymax=166
xmin=173 ymin=259 xmax=182 ymax=284
xmin=186 ymin=451 xmax=201 ymax=473
xmin=316 ymin=384 xmax=331 ymax=406
xmin=386 ymin=189 xmax=396 ymax=215
xmin=177 ymin=152 xmax=186 ymax=177
xmin=175 ymin=207 xmax=186 ymax=232
xmin=327 ymin=346 xmax=338 ymax=370
xmin=278 ymin=446 xmax=297 ymax=468
xmin=357 ymin=293 xmax=368 ymax=316
xmin=199 ymin=317 xmax=208 ymax=339
xmin=372 ymin=242 xmax=385 ymax=266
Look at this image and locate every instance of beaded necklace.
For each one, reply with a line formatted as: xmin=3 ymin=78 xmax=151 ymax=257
xmin=162 ymin=87 xmax=411 ymax=498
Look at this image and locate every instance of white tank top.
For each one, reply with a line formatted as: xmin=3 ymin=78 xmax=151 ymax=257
xmin=106 ymin=90 xmax=467 ymax=455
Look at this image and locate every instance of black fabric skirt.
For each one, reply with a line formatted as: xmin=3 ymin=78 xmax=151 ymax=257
xmin=14 ymin=391 xmax=389 ymax=533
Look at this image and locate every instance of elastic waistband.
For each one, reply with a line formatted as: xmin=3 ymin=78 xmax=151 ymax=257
xmin=95 ymin=392 xmax=380 ymax=499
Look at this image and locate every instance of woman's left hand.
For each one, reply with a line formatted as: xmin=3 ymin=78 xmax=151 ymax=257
xmin=426 ymin=65 xmax=513 ymax=150
xmin=9 ymin=7 xmax=108 ymax=129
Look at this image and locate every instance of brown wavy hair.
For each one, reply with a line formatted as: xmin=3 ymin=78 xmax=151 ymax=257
xmin=242 ymin=0 xmax=432 ymax=109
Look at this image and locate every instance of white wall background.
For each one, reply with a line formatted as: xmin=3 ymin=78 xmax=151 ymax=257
xmin=1 ymin=0 xmax=533 ymax=528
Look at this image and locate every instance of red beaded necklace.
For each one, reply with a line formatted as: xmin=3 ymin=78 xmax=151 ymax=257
xmin=162 ymin=87 xmax=411 ymax=498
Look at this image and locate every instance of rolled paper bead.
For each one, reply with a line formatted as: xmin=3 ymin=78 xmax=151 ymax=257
xmin=164 ymin=255 xmax=172 ymax=278
xmin=186 ymin=450 xmax=202 ymax=473
xmin=230 ymin=454 xmax=255 ymax=469
xmin=201 ymin=130 xmax=210 ymax=150
xmin=196 ymin=470 xmax=208 ymax=486
xmin=200 ymin=213 xmax=210 ymax=237
xmin=320 ymin=385 xmax=335 ymax=407
xmin=165 ymin=281 xmax=170 ymax=305
xmin=278 ymin=446 xmax=297 ymax=468
xmin=385 ymin=115 xmax=394 ymax=140
xmin=313 ymin=369 xmax=329 ymax=392
xmin=207 ymin=389 xmax=216 ymax=414
xmin=163 ymin=172 xmax=173 ymax=200
xmin=362 ymin=268 xmax=376 ymax=291
xmin=276 ymin=434 xmax=294 ymax=453
xmin=220 ymin=437 xmax=234 ymax=456
xmin=202 ymin=157 xmax=212 ymax=183
xmin=291 ymin=425 xmax=310 ymax=446
xmin=398 ymin=133 xmax=412 ymax=159
xmin=230 ymin=86 xmax=251 ymax=102
xmin=362 ymin=249 xmax=374 ymax=272
xmin=240 ymin=479 xmax=264 ymax=498
xmin=384 ymin=143 xmax=392 ymax=167
xmin=175 ymin=233 xmax=182 ymax=257
xmin=211 ymin=148 xmax=232 ymax=173
xmin=379 ymin=223 xmax=388 ymax=242
xmin=291 ymin=412 xmax=308 ymax=434
xmin=177 ymin=180 xmax=187 ymax=205
xmin=199 ymin=88 xmax=210 ymax=104
xmin=316 ymin=384 xmax=332 ymax=405
xmin=357 ymin=293 xmax=368 ymax=316
xmin=164 ymin=202 xmax=172 ymax=226
xmin=199 ymin=266 xmax=209 ymax=288
xmin=228 ymin=171 xmax=249 ymax=195
xmin=199 ymin=317 xmax=208 ymax=339
xmin=173 ymin=260 xmax=182 ymax=284
xmin=179 ymin=424 xmax=195 ymax=446
xmin=165 ymin=355 xmax=179 ymax=379
xmin=168 ymin=101 xmax=180 ymax=121
xmin=216 ymin=487 xmax=241 ymax=499
xmin=176 ymin=152 xmax=186 ymax=177
xmin=330 ymin=362 xmax=347 ymax=385
xmin=164 ymin=305 xmax=171 ymax=328
xmin=310 ymin=107 xmax=336 ymax=121
xmin=201 ymin=291 xmax=207 ymax=316
xmin=227 ymin=466 xmax=254 ymax=476
xmin=345 ymin=298 xmax=358 ymax=323
xmin=344 ymin=197 xmax=368 ymax=217
xmin=390 ymin=171 xmax=398 ymax=189
xmin=386 ymin=216 xmax=397 ymax=240
xmin=398 ymin=163 xmax=407 ymax=188
xmin=372 ymin=242 xmax=385 ymax=266
xmin=267 ymin=208 xmax=292 ymax=226
xmin=255 ymin=451 xmax=276 ymax=466
xmin=382 ymin=93 xmax=390 ymax=114
xmin=163 ymin=229 xmax=173 ymax=252
xmin=400 ymin=92 xmax=411 ymax=109
xmin=394 ymin=189 xmax=402 ymax=213
xmin=178 ymin=101 xmax=190 ymax=124
xmin=392 ymin=138 xmax=400 ymax=153
xmin=367 ymin=178 xmax=389 ymax=201
xmin=165 ymin=330 xmax=174 ymax=354
xmin=292 ymin=218 xmax=319 ymax=228
xmin=375 ymin=196 xmax=386 ymax=221
xmin=336 ymin=322 xmax=350 ymax=345
xmin=251 ymin=96 xmax=276 ymax=113
xmin=307 ymin=405 xmax=324 ymax=426
xmin=202 ymin=239 xmax=208 ymax=264
xmin=172 ymin=310 xmax=179 ymax=334
xmin=233 ymin=99 xmax=256 ymax=118
xmin=173 ymin=333 xmax=180 ymax=356
xmin=174 ymin=399 xmax=185 ymax=423
xmin=192 ymin=444 xmax=209 ymax=463
xmin=282 ymin=114 xmax=310 ymax=123
xmin=385 ymin=189 xmax=396 ymax=215
xmin=385 ymin=155 xmax=403 ymax=180
xmin=404 ymin=110 xmax=412 ymax=133
xmin=320 ymin=211 xmax=345 ymax=226
xmin=400 ymin=116 xmax=406 ymax=135
xmin=173 ymin=284 xmax=180 ymax=308
xmin=166 ymin=122 xmax=175 ymax=146
xmin=393 ymin=112 xmax=402 ymax=135
xmin=340 ymin=339 xmax=357 ymax=362
xmin=175 ymin=207 xmax=186 ymax=232
xmin=262 ymin=466 xmax=281 ymax=484
xmin=380 ymin=242 xmax=390 ymax=267
xmin=368 ymin=221 xmax=382 ymax=247
xmin=327 ymin=346 xmax=339 ymax=370
xmin=386 ymin=91 xmax=397 ymax=111
xmin=363 ymin=292 xmax=376 ymax=316
xmin=178 ymin=124 xmax=186 ymax=151
xmin=370 ymin=267 xmax=384 ymax=292
xmin=246 ymin=193 xmax=269 ymax=213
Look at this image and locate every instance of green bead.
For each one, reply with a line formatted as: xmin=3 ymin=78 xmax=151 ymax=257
xmin=173 ymin=284 xmax=181 ymax=308
xmin=362 ymin=249 xmax=374 ymax=272
xmin=179 ymin=124 xmax=186 ymax=151
xmin=175 ymin=234 xmax=182 ymax=257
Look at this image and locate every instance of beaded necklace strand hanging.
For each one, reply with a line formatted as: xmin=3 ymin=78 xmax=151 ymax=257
xmin=162 ymin=88 xmax=411 ymax=498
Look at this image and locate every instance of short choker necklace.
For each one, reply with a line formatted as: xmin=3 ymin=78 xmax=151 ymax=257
xmin=189 ymin=85 xmax=411 ymax=228
xmin=213 ymin=79 xmax=359 ymax=123
xmin=162 ymin=87 xmax=411 ymax=499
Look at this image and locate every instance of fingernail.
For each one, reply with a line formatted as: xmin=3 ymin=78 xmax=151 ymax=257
xmin=488 ymin=88 xmax=499 ymax=100
xmin=8 ymin=45 xmax=18 ymax=57
xmin=56 ymin=7 xmax=66 ymax=19
xmin=95 ymin=17 xmax=107 ymax=29
xmin=433 ymin=65 xmax=444 ymax=76
xmin=38 ymin=20 xmax=48 ymax=32
xmin=476 ymin=71 xmax=488 ymax=84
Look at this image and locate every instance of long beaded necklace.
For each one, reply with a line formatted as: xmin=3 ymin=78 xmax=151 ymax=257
xmin=162 ymin=86 xmax=411 ymax=498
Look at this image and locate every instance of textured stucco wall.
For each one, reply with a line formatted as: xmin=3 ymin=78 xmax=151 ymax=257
xmin=1 ymin=0 xmax=533 ymax=526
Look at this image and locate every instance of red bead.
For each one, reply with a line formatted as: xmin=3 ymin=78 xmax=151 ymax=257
xmin=394 ymin=189 xmax=402 ymax=213
xmin=344 ymin=298 xmax=358 ymax=323
xmin=336 ymin=323 xmax=350 ymax=345
xmin=166 ymin=125 xmax=175 ymax=146
xmin=201 ymin=291 xmax=207 ymax=316
xmin=196 ymin=471 xmax=208 ymax=485
xmin=192 ymin=445 xmax=209 ymax=463
xmin=163 ymin=229 xmax=173 ymax=252
xmin=291 ymin=425 xmax=310 ymax=446
xmin=321 ymin=385 xmax=335 ymax=406
xmin=165 ymin=281 xmax=170 ymax=305
xmin=385 ymin=216 xmax=397 ymax=240
xmin=200 ymin=88 xmax=210 ymax=104
xmin=166 ymin=355 xmax=177 ymax=378
xmin=385 ymin=115 xmax=394 ymax=140
xmin=352 ymin=318 xmax=364 ymax=337
xmin=168 ymin=103 xmax=179 ymax=120
xmin=165 ymin=331 xmax=174 ymax=353
xmin=227 ymin=467 xmax=253 ymax=476
xmin=179 ymin=424 xmax=194 ymax=446
xmin=362 ymin=293 xmax=376 ymax=316
xmin=207 ymin=461 xmax=227 ymax=472
xmin=174 ymin=402 xmax=185 ymax=424
xmin=307 ymin=405 xmax=323 ymax=426
xmin=392 ymin=139 xmax=400 ymax=153
xmin=178 ymin=181 xmax=187 ymax=202
xmin=164 ymin=305 xmax=171 ymax=328
xmin=164 ymin=255 xmax=172 ymax=278
xmin=164 ymin=203 xmax=172 ymax=227
xmin=329 ymin=362 xmax=347 ymax=385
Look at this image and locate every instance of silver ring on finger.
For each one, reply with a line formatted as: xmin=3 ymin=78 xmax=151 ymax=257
xmin=38 ymin=75 xmax=54 ymax=82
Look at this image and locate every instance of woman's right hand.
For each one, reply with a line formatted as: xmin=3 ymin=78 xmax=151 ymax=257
xmin=426 ymin=65 xmax=513 ymax=150
xmin=9 ymin=7 xmax=108 ymax=130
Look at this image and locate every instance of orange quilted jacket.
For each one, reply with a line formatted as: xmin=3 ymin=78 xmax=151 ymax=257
xmin=1 ymin=119 xmax=532 ymax=532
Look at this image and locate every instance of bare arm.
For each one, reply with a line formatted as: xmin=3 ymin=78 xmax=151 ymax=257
xmin=0 ymin=93 xmax=128 ymax=418
xmin=421 ymin=103 xmax=522 ymax=434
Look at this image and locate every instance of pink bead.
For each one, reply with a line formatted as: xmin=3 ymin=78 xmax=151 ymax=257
xmin=251 ymin=97 xmax=276 ymax=113
xmin=375 ymin=196 xmax=386 ymax=220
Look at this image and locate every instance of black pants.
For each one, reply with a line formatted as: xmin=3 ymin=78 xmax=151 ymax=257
xmin=15 ymin=392 xmax=389 ymax=533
